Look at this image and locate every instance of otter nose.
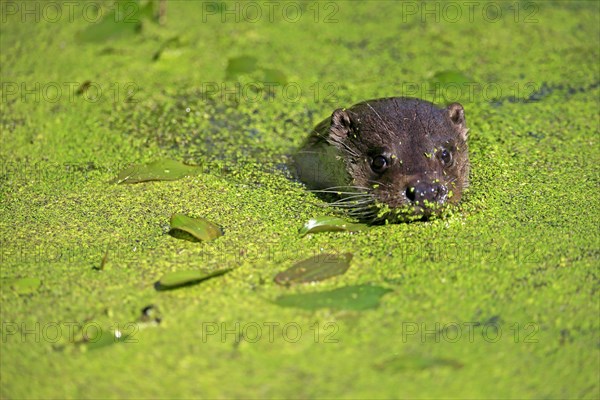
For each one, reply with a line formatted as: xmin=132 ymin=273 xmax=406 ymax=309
xmin=406 ymin=181 xmax=448 ymax=204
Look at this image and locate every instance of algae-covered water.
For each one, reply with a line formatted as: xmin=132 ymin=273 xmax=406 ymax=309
xmin=1 ymin=1 xmax=599 ymax=398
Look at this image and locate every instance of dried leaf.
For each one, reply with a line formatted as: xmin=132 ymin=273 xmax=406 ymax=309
xmin=274 ymin=253 xmax=352 ymax=285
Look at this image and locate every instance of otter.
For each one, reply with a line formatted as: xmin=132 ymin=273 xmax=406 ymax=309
xmin=294 ymin=97 xmax=469 ymax=223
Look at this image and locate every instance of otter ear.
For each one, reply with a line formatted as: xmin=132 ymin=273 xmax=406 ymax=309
xmin=447 ymin=103 xmax=468 ymax=141
xmin=330 ymin=108 xmax=353 ymax=139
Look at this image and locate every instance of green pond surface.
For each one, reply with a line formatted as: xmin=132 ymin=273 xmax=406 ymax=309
xmin=1 ymin=1 xmax=599 ymax=398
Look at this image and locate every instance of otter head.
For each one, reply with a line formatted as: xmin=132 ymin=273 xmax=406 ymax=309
xmin=324 ymin=98 xmax=469 ymax=223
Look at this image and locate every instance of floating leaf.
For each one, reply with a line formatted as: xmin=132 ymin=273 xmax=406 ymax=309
xmin=226 ymin=55 xmax=258 ymax=79
xmin=7 ymin=278 xmax=41 ymax=294
xmin=262 ymin=68 xmax=288 ymax=85
xmin=274 ymin=284 xmax=392 ymax=310
xmin=430 ymin=70 xmax=472 ymax=85
xmin=429 ymin=70 xmax=474 ymax=103
xmin=299 ymin=216 xmax=368 ymax=237
xmin=113 ymin=159 xmax=200 ymax=184
xmin=274 ymin=253 xmax=352 ymax=285
xmin=169 ymin=214 xmax=223 ymax=242
xmin=155 ymin=268 xmax=232 ymax=290
xmin=76 ymin=3 xmax=142 ymax=43
xmin=375 ymin=354 xmax=463 ymax=371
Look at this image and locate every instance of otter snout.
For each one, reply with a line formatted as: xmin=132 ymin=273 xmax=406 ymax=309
xmin=405 ymin=181 xmax=448 ymax=205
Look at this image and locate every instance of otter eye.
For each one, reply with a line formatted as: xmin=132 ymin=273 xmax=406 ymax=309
xmin=371 ymin=155 xmax=389 ymax=173
xmin=439 ymin=149 xmax=453 ymax=166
